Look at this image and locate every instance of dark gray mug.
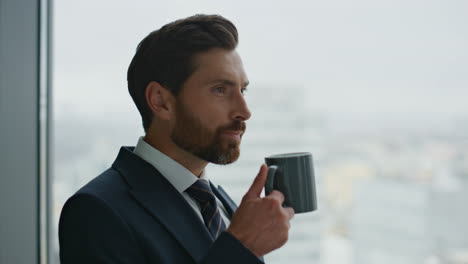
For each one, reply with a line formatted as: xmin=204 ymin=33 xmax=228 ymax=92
xmin=265 ymin=152 xmax=317 ymax=213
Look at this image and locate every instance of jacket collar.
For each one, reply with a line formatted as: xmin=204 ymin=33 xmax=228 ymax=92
xmin=112 ymin=147 xmax=237 ymax=262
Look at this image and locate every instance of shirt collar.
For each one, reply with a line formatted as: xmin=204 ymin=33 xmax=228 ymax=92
xmin=133 ymin=137 xmax=208 ymax=193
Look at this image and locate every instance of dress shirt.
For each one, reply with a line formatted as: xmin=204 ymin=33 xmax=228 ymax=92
xmin=133 ymin=137 xmax=231 ymax=227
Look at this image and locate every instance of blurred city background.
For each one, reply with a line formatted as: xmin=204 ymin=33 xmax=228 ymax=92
xmin=52 ymin=1 xmax=468 ymax=263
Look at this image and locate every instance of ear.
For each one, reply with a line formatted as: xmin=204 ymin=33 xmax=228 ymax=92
xmin=145 ymin=81 xmax=175 ymax=120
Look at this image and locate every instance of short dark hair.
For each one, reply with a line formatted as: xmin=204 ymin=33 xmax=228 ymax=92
xmin=127 ymin=14 xmax=239 ymax=132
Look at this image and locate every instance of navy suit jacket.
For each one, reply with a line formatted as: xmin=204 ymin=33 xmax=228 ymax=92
xmin=59 ymin=147 xmax=264 ymax=264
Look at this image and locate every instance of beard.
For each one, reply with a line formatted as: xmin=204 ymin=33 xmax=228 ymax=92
xmin=170 ymin=101 xmax=246 ymax=165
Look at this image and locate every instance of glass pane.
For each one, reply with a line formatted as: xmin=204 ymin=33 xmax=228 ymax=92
xmin=52 ymin=1 xmax=468 ymax=263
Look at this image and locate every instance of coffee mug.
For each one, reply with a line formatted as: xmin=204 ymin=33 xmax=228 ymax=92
xmin=265 ymin=152 xmax=317 ymax=213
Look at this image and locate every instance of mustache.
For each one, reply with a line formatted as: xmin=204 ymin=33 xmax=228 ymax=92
xmin=219 ymin=121 xmax=246 ymax=133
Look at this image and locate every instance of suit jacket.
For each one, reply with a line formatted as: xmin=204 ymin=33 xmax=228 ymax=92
xmin=59 ymin=146 xmax=264 ymax=264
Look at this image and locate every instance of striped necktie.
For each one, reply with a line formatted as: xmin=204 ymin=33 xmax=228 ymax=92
xmin=185 ymin=179 xmax=226 ymax=239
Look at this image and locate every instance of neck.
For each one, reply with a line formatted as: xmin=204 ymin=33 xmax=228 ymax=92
xmin=144 ymin=130 xmax=207 ymax=177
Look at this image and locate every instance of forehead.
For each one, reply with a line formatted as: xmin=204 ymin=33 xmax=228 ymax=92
xmin=188 ymin=48 xmax=248 ymax=85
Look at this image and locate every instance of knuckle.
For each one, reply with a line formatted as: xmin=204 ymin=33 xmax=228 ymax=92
xmin=279 ymin=215 xmax=289 ymax=227
xmin=272 ymin=190 xmax=285 ymax=199
xmin=241 ymin=194 xmax=251 ymax=202
xmin=272 ymin=199 xmax=281 ymax=207
xmin=240 ymin=196 xmax=248 ymax=204
xmin=264 ymin=196 xmax=281 ymax=208
xmin=289 ymin=207 xmax=295 ymax=215
xmin=270 ymin=190 xmax=280 ymax=195
xmin=272 ymin=199 xmax=282 ymax=208
xmin=288 ymin=208 xmax=295 ymax=219
xmin=280 ymin=232 xmax=289 ymax=245
xmin=281 ymin=212 xmax=290 ymax=222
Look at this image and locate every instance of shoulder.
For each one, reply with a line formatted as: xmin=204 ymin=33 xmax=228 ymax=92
xmin=60 ymin=167 xmax=131 ymax=229
xmin=58 ymin=170 xmax=146 ymax=263
xmin=61 ymin=167 xmax=127 ymax=221
xmin=59 ymin=166 xmax=138 ymax=243
xmin=70 ymin=167 xmax=130 ymax=206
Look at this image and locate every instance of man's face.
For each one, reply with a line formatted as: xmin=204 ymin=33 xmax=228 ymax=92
xmin=170 ymin=48 xmax=251 ymax=165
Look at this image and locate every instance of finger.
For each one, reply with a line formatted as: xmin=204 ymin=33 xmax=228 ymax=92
xmin=268 ymin=190 xmax=285 ymax=204
xmin=243 ymin=164 xmax=268 ymax=199
xmin=283 ymin=207 xmax=295 ymax=220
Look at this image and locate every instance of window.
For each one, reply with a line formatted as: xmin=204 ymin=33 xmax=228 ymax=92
xmin=52 ymin=1 xmax=468 ymax=263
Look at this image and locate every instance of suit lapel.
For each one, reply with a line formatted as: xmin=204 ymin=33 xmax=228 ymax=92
xmin=112 ymin=147 xmax=213 ymax=262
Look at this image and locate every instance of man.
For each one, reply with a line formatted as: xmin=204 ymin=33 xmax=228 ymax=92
xmin=59 ymin=14 xmax=294 ymax=264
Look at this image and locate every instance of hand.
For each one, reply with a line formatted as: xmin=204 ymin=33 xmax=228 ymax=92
xmin=226 ymin=164 xmax=295 ymax=257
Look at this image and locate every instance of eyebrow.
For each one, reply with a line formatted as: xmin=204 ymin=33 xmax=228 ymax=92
xmin=209 ymin=79 xmax=250 ymax=88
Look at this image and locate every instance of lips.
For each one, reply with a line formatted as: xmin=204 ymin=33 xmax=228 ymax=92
xmin=219 ymin=121 xmax=246 ymax=140
xmin=223 ymin=121 xmax=246 ymax=132
xmin=223 ymin=130 xmax=243 ymax=136
xmin=221 ymin=130 xmax=244 ymax=141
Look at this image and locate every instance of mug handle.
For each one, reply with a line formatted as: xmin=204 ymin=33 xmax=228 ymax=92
xmin=266 ymin=165 xmax=278 ymax=195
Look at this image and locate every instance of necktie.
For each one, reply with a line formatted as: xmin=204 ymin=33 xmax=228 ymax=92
xmin=185 ymin=179 xmax=226 ymax=239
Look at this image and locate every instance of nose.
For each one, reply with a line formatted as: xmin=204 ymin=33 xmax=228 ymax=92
xmin=232 ymin=93 xmax=252 ymax=121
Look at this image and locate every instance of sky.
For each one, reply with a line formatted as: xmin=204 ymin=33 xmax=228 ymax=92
xmin=53 ymin=0 xmax=468 ymax=121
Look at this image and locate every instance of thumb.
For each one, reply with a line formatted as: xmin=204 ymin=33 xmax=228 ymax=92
xmin=243 ymin=164 xmax=268 ymax=200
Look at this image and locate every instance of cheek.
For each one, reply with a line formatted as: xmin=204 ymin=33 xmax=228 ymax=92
xmin=200 ymin=111 xmax=222 ymax=132
xmin=194 ymin=102 xmax=227 ymax=129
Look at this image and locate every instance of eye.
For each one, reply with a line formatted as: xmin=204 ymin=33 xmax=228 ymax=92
xmin=214 ymin=86 xmax=226 ymax=95
xmin=241 ymin=87 xmax=248 ymax=95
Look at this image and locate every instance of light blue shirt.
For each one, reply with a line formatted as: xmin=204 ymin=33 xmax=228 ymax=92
xmin=133 ymin=137 xmax=231 ymax=227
